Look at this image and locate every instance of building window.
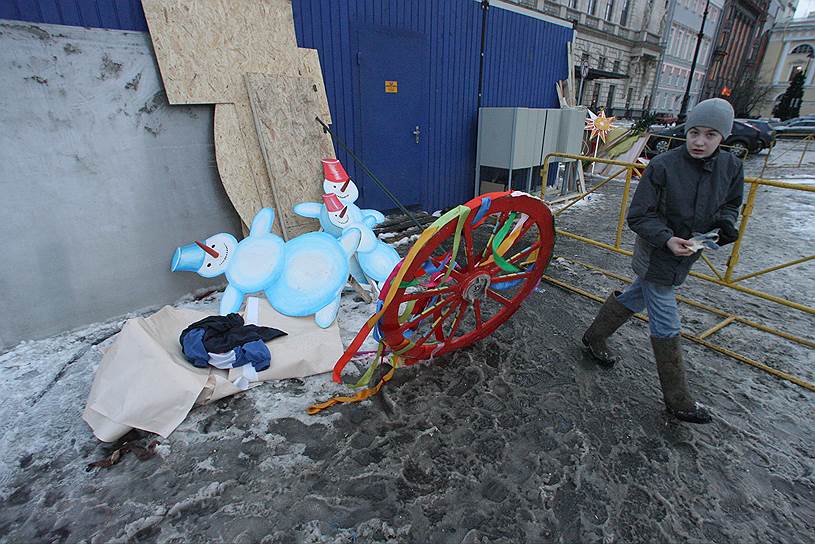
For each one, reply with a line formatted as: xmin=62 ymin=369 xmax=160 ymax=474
xmin=613 ymin=60 xmax=621 ymax=73
xmin=626 ymin=87 xmax=633 ymax=107
xmin=591 ymin=82 xmax=601 ymax=108
xmin=619 ymin=0 xmax=629 ymax=26
xmin=605 ymin=0 xmax=615 ymax=20
xmin=569 ymin=0 xmax=579 ymax=8
xmin=598 ymin=56 xmax=606 ymax=70
xmin=791 ymin=44 xmax=815 ymax=57
xmin=789 ymin=65 xmax=804 ymax=81
xmin=587 ymin=0 xmax=597 ymax=16
xmin=606 ymin=85 xmax=616 ymax=110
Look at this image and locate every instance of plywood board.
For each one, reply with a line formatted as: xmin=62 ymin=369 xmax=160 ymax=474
xmin=213 ymin=103 xmax=269 ymax=230
xmin=245 ymin=73 xmax=334 ymax=238
xmin=142 ymin=0 xmax=323 ymax=104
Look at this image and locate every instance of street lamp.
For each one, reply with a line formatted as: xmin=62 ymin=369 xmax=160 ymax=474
xmin=678 ymin=0 xmax=710 ymax=122
xmin=579 ymin=60 xmax=589 ymax=105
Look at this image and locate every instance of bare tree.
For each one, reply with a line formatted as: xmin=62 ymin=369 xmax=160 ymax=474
xmin=726 ymin=75 xmax=773 ymax=118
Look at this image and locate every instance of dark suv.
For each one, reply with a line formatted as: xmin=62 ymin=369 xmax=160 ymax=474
xmin=646 ymin=121 xmax=762 ymax=158
xmin=737 ymin=119 xmax=776 ymax=151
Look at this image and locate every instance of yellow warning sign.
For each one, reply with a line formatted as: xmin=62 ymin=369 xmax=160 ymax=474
xmin=385 ymin=80 xmax=398 ymax=93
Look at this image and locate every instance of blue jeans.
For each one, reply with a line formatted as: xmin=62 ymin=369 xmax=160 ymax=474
xmin=616 ymin=276 xmax=681 ymax=339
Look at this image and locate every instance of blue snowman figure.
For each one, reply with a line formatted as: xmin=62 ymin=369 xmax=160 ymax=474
xmin=171 ymin=208 xmax=361 ymax=328
xmin=293 ymin=193 xmax=401 ymax=290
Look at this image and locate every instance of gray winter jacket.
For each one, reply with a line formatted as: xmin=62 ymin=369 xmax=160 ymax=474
xmin=627 ymin=145 xmax=744 ymax=286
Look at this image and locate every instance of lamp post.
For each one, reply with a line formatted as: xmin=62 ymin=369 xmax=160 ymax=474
xmin=579 ymin=60 xmax=589 ymax=105
xmin=677 ymin=0 xmax=710 ymax=123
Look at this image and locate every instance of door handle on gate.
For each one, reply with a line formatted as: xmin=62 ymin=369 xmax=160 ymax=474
xmin=413 ymin=125 xmax=421 ymax=144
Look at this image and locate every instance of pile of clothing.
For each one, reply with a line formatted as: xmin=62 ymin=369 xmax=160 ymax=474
xmin=180 ymin=313 xmax=286 ymax=389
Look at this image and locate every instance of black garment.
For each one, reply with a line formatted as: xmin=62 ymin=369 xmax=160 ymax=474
xmin=179 ymin=313 xmax=286 ymax=354
xmin=627 ymin=146 xmax=744 ymax=286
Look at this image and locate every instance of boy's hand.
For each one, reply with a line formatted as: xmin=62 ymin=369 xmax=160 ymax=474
xmin=713 ymin=220 xmax=739 ymax=246
xmin=666 ymin=237 xmax=695 ymax=256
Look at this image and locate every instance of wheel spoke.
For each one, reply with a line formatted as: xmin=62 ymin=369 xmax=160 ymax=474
xmin=410 ymin=302 xmax=460 ymax=350
xmin=398 ymin=296 xmax=458 ymax=333
xmin=479 ymin=212 xmax=508 ymax=261
xmin=486 ymin=289 xmax=511 ymax=306
xmin=462 ymin=227 xmax=475 ymax=272
xmin=400 ymin=285 xmax=458 ymax=302
xmin=446 ymin=301 xmax=468 ymax=339
xmin=474 ymin=300 xmax=483 ymax=327
xmin=505 ymin=240 xmax=542 ymax=265
xmin=478 ymin=240 xmax=542 ymax=275
xmin=491 ymin=270 xmax=534 ymax=284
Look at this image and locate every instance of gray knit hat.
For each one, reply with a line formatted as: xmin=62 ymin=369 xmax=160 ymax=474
xmin=685 ymin=98 xmax=734 ymax=139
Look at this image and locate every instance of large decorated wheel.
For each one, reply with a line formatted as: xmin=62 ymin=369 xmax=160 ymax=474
xmin=378 ymin=191 xmax=554 ymax=362
xmin=313 ymin=191 xmax=555 ymax=411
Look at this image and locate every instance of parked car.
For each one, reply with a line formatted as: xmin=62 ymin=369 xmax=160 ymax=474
xmin=774 ymin=118 xmax=815 ymax=137
xmin=737 ymin=118 xmax=776 ymax=151
xmin=646 ymin=120 xmax=761 ymax=158
xmin=654 ymin=113 xmax=679 ymax=125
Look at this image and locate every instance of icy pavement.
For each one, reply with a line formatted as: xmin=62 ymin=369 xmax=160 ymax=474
xmin=1 ymin=168 xmax=813 ymax=542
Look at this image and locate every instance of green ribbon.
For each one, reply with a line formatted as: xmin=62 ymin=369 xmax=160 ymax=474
xmin=491 ymin=212 xmax=522 ymax=273
xmin=350 ymin=341 xmax=385 ymax=389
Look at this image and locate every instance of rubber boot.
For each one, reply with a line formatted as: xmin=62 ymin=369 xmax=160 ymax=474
xmin=581 ymin=291 xmax=634 ymax=368
xmin=651 ymin=336 xmax=712 ymax=424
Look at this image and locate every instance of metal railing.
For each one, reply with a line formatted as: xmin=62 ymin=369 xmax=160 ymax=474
xmin=540 ymin=152 xmax=815 ymax=392
xmin=759 ymin=133 xmax=815 ymax=177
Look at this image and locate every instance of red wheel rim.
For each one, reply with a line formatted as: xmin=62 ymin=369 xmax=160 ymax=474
xmin=379 ymin=192 xmax=554 ymax=361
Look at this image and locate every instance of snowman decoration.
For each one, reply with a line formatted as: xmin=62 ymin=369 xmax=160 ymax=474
xmin=171 ymin=208 xmax=361 ymax=328
xmin=293 ymin=159 xmax=401 ymax=289
xmin=321 ymin=158 xmax=360 ymax=205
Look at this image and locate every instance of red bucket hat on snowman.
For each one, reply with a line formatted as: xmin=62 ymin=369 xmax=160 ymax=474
xmin=322 ymin=158 xmax=351 ymax=192
xmin=322 ymin=193 xmax=346 ymax=213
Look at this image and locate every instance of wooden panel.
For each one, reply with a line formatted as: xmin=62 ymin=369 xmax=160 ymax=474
xmin=142 ymin=0 xmax=333 ymax=238
xmin=142 ymin=0 xmax=323 ymax=105
xmin=213 ymin=103 xmax=271 ymax=231
xmin=245 ymin=73 xmax=333 ymax=238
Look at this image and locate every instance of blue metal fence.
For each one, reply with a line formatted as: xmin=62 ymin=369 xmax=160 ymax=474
xmin=293 ymin=0 xmax=572 ymax=211
xmin=0 ymin=0 xmax=148 ymax=31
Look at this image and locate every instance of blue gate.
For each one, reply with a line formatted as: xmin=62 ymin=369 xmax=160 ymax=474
xmin=293 ymin=0 xmax=572 ymax=211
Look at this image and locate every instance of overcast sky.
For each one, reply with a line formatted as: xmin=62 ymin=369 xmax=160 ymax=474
xmin=796 ymin=0 xmax=815 ymax=17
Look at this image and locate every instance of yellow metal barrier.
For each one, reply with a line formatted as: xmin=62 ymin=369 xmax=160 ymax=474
xmin=540 ymin=152 xmax=815 ymax=392
xmin=760 ymin=133 xmax=815 ymax=178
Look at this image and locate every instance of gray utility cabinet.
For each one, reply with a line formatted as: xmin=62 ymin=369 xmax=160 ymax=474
xmin=475 ymin=107 xmax=585 ymax=193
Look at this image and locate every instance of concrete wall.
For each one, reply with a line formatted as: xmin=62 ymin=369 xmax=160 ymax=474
xmin=0 ymin=21 xmax=242 ymax=350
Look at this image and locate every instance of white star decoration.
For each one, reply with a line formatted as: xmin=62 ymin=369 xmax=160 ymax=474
xmin=585 ymin=109 xmax=616 ymax=143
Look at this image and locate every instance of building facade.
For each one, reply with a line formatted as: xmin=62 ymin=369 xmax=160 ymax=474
xmin=511 ymin=0 xmax=668 ymax=116
xmin=651 ymin=0 xmax=725 ymax=118
xmin=701 ymin=0 xmax=772 ymax=108
xmin=757 ymin=14 xmax=815 ymax=116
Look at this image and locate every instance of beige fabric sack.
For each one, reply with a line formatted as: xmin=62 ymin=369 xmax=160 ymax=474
xmin=83 ymin=299 xmax=342 ymax=442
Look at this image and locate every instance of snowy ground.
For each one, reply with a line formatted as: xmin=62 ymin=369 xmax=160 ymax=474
xmin=1 ymin=142 xmax=813 ymax=543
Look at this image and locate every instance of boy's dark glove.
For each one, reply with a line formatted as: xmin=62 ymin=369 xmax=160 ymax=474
xmin=714 ymin=220 xmax=739 ymax=246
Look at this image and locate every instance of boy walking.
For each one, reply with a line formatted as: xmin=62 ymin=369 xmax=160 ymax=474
xmin=581 ymin=98 xmax=744 ymax=424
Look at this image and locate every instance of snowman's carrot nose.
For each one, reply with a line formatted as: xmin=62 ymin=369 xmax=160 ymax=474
xmin=196 ymin=240 xmax=220 ymax=258
xmin=341 ymin=179 xmax=351 ymax=192
xmin=339 ymin=206 xmax=348 ymax=218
